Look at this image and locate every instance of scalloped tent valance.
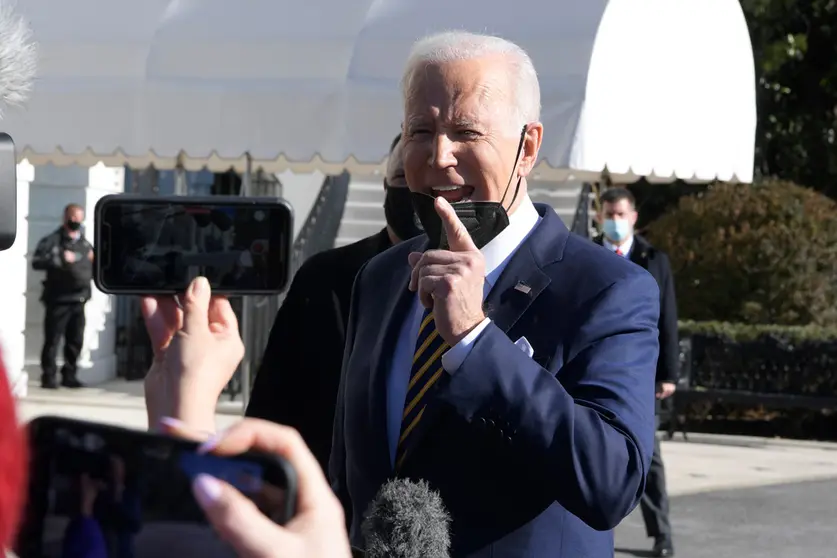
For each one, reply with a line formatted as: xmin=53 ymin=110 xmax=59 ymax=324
xmin=4 ymin=0 xmax=756 ymax=183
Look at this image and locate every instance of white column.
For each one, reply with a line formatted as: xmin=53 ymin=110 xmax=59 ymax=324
xmin=25 ymin=163 xmax=124 ymax=385
xmin=0 ymin=161 xmax=33 ymax=397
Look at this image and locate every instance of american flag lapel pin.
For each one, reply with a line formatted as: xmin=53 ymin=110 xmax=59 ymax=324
xmin=514 ymin=282 xmax=532 ymax=295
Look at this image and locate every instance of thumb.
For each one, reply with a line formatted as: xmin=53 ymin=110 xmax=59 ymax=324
xmin=407 ymin=251 xmax=422 ymax=268
xmin=193 ymin=474 xmax=291 ymax=557
xmin=434 ymin=197 xmax=478 ymax=252
xmin=181 ymin=277 xmax=210 ymax=335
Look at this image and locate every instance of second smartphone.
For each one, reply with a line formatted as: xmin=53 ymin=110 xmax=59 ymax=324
xmin=16 ymin=416 xmax=298 ymax=558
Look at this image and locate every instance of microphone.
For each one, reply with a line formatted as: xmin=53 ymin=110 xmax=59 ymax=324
xmin=0 ymin=0 xmax=36 ymax=112
xmin=361 ymin=478 xmax=451 ymax=558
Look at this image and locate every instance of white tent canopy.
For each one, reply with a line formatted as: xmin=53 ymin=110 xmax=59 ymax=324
xmin=4 ymin=0 xmax=757 ymax=183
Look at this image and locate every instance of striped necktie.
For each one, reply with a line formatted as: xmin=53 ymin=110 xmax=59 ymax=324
xmin=395 ymin=308 xmax=449 ymax=470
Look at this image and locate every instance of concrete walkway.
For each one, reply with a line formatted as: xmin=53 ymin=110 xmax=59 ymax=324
xmin=17 ymin=378 xmax=244 ymax=431
xmin=616 ymin=478 xmax=837 ymax=557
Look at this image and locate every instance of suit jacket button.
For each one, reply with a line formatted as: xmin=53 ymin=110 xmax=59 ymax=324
xmin=478 ymin=417 xmax=487 ymax=426
xmin=506 ymin=436 xmax=513 ymax=445
xmin=487 ymin=419 xmax=496 ymax=429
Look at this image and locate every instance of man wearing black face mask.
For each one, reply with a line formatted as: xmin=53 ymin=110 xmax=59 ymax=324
xmin=331 ymin=32 xmax=661 ymax=558
xmin=32 ymin=203 xmax=95 ymax=389
xmin=246 ymin=133 xmax=421 ymax=471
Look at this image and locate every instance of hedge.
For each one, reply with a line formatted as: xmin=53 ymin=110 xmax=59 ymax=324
xmin=647 ymin=180 xmax=837 ymax=327
xmin=678 ymin=320 xmax=837 ymax=343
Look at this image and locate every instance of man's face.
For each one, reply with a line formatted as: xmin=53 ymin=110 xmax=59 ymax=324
xmin=401 ymin=57 xmax=542 ymax=211
xmin=65 ymin=208 xmax=84 ymax=227
xmin=385 ymin=140 xmax=407 ymax=189
xmin=598 ymin=199 xmax=637 ymax=227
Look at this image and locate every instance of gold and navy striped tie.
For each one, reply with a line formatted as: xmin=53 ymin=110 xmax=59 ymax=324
xmin=395 ymin=308 xmax=449 ymax=470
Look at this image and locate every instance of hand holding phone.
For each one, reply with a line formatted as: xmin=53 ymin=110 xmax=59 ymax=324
xmin=16 ymin=417 xmax=298 ymax=558
xmin=142 ymin=276 xmax=244 ymax=434
xmin=63 ymin=250 xmax=76 ymax=263
xmin=163 ymin=419 xmax=352 ymax=558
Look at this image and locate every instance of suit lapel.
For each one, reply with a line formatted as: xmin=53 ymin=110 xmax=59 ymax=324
xmin=369 ymin=238 xmax=426 ymax=477
xmin=398 ymin=207 xmax=566 ymax=472
xmin=484 ymin=245 xmax=551 ymax=334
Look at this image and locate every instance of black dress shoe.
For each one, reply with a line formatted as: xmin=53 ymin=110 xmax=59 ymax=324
xmin=60 ymin=377 xmax=84 ymax=389
xmin=40 ymin=376 xmax=59 ymax=389
xmin=651 ymin=537 xmax=674 ymax=557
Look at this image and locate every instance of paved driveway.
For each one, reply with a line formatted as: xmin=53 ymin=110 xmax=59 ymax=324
xmin=616 ymin=478 xmax=837 ymax=557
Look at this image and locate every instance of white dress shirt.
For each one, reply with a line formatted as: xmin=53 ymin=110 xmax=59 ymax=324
xmin=604 ymin=236 xmax=634 ymax=258
xmin=385 ymin=196 xmax=541 ymax=463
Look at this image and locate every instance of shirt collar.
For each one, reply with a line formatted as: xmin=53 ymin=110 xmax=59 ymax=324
xmin=482 ymin=195 xmax=540 ymax=288
xmin=604 ymin=235 xmax=634 ymax=257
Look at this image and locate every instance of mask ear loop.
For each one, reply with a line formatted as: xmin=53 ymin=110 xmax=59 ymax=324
xmin=499 ymin=125 xmax=530 ymax=212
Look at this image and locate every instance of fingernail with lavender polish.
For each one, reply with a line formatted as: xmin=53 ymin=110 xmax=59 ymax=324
xmin=192 ymin=474 xmax=222 ymax=509
xmin=159 ymin=417 xmax=185 ymax=430
xmin=197 ymin=432 xmax=223 ymax=454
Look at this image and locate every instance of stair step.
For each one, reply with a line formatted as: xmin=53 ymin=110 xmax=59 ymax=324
xmin=343 ymin=205 xmax=385 ymax=221
xmin=528 ymin=188 xmax=584 ymax=198
xmin=346 ymin=187 xmax=386 ymax=204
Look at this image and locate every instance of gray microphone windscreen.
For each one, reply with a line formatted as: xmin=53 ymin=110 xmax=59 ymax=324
xmin=0 ymin=1 xmax=36 ymax=112
xmin=361 ymin=478 xmax=451 ymax=558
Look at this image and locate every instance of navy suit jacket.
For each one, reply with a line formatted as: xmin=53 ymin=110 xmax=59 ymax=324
xmin=330 ymin=204 xmax=660 ymax=557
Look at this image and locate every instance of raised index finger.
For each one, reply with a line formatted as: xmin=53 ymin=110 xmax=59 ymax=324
xmin=434 ymin=197 xmax=478 ymax=252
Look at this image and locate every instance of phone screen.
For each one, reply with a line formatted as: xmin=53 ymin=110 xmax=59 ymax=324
xmin=16 ymin=417 xmax=296 ymax=558
xmin=95 ymin=196 xmax=293 ymax=295
xmin=0 ymin=133 xmax=17 ymax=251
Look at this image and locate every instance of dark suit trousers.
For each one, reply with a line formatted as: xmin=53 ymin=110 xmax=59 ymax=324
xmin=41 ymin=302 xmax=86 ymax=380
xmin=639 ymin=433 xmax=672 ymax=539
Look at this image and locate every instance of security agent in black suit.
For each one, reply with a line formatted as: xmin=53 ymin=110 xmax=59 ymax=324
xmin=31 ymin=203 xmax=95 ymax=390
xmin=594 ymin=187 xmax=678 ymax=558
xmin=246 ymin=134 xmax=423 ymax=471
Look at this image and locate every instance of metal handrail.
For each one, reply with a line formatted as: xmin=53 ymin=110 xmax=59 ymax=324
xmin=223 ymin=170 xmax=351 ymax=405
xmin=570 ymin=182 xmax=594 ymax=237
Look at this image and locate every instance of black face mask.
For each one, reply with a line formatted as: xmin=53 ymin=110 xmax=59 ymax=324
xmin=410 ymin=126 xmax=528 ymax=250
xmin=384 ymin=185 xmax=423 ymax=241
xmin=66 ymin=220 xmax=82 ymax=232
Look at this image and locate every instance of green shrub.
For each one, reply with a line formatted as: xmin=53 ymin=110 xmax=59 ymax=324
xmin=678 ymin=320 xmax=837 ymax=343
xmin=647 ymin=179 xmax=837 ymax=326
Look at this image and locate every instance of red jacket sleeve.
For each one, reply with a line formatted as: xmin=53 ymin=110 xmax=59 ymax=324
xmin=0 ymin=348 xmax=27 ymax=549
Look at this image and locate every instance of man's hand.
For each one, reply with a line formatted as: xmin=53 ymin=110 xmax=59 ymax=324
xmin=63 ymin=250 xmax=77 ymax=263
xmin=656 ymin=382 xmax=676 ymax=399
xmin=408 ymin=197 xmax=486 ymax=345
xmin=141 ymin=277 xmax=244 ymax=433
xmin=87 ymin=250 xmax=94 ymax=262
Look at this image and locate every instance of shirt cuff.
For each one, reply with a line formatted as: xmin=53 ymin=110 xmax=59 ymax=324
xmin=441 ymin=317 xmax=492 ymax=373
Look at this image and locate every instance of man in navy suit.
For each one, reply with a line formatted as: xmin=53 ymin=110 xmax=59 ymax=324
xmin=330 ymin=31 xmax=661 ymax=557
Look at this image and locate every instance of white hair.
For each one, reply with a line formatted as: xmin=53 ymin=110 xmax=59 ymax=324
xmin=400 ymin=31 xmax=541 ymax=131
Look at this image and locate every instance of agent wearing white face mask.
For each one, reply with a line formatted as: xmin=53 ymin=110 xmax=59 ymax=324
xmin=594 ymin=187 xmax=678 ymax=558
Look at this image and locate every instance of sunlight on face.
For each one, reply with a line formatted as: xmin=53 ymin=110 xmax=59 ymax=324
xmin=401 ymin=56 xmax=525 ymax=207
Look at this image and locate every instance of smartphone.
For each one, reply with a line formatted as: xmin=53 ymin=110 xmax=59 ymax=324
xmin=0 ymin=133 xmax=17 ymax=251
xmin=15 ymin=416 xmax=298 ymax=558
xmin=94 ymin=195 xmax=294 ymax=295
